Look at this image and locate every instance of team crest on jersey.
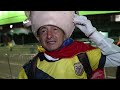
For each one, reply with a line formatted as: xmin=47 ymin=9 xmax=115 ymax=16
xmin=74 ymin=62 xmax=84 ymax=76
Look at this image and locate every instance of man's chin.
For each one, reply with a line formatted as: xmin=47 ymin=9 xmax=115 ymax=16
xmin=47 ymin=47 xmax=60 ymax=51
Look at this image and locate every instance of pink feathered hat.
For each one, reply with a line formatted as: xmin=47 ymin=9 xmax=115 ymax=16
xmin=25 ymin=11 xmax=75 ymax=40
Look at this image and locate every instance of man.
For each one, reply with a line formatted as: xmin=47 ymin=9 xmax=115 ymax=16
xmin=18 ymin=11 xmax=120 ymax=79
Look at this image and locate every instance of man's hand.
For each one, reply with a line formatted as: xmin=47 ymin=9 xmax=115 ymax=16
xmin=73 ymin=14 xmax=96 ymax=37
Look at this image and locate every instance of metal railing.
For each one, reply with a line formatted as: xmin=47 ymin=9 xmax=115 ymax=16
xmin=0 ymin=53 xmax=35 ymax=79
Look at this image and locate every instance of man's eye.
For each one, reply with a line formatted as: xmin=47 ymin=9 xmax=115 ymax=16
xmin=41 ymin=30 xmax=46 ymax=32
xmin=53 ymin=28 xmax=58 ymax=31
xmin=40 ymin=29 xmax=47 ymax=33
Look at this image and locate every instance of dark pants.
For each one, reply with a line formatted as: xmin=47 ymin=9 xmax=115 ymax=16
xmin=116 ymin=66 xmax=120 ymax=79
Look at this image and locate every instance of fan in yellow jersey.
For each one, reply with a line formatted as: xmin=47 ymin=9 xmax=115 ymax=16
xmin=18 ymin=11 xmax=120 ymax=79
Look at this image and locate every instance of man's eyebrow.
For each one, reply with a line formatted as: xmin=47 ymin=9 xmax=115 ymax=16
xmin=39 ymin=26 xmax=46 ymax=30
xmin=37 ymin=27 xmax=46 ymax=35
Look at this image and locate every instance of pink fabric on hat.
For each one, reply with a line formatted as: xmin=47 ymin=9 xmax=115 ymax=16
xmin=30 ymin=11 xmax=75 ymax=40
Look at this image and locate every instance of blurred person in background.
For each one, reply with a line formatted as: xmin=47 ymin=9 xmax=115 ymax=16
xmin=2 ymin=33 xmax=10 ymax=46
xmin=18 ymin=11 xmax=120 ymax=79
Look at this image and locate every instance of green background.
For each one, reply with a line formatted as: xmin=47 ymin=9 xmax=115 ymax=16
xmin=0 ymin=11 xmax=27 ymax=25
xmin=79 ymin=11 xmax=120 ymax=15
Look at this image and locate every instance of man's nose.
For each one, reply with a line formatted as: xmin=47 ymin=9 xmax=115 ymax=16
xmin=47 ymin=30 xmax=53 ymax=39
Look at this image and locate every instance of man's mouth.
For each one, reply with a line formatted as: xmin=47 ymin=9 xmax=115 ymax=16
xmin=47 ymin=41 xmax=56 ymax=44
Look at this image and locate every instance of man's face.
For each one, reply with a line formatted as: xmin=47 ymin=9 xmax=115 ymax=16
xmin=37 ymin=25 xmax=66 ymax=51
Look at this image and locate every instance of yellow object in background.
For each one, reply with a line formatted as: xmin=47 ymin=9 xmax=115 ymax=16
xmin=37 ymin=45 xmax=45 ymax=52
xmin=8 ymin=42 xmax=13 ymax=51
xmin=8 ymin=42 xmax=12 ymax=47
